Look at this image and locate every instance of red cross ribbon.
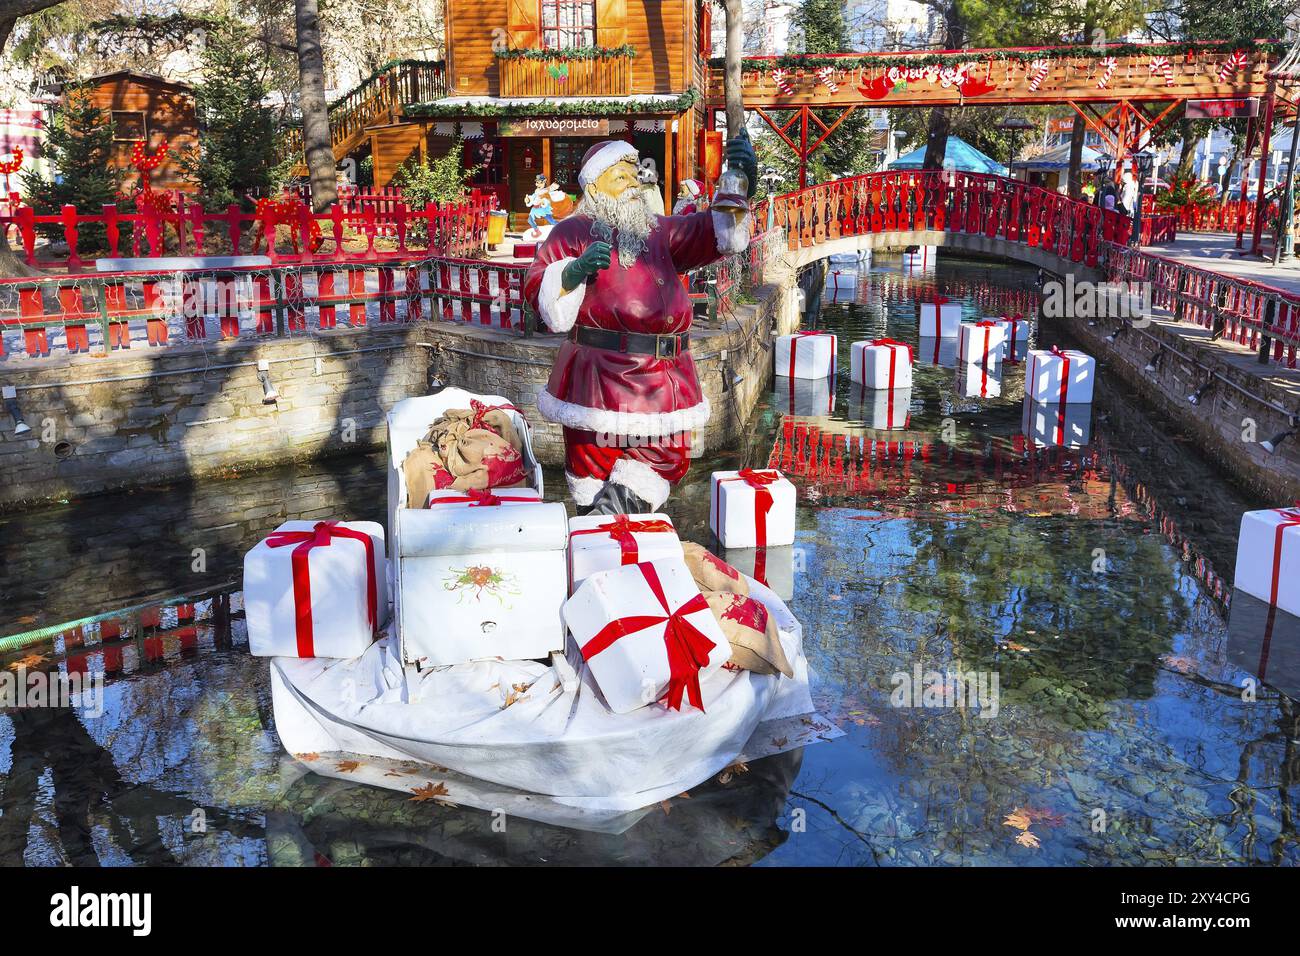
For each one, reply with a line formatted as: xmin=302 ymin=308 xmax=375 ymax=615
xmin=578 ymin=562 xmax=717 ymax=712
xmin=870 ymin=338 xmax=913 ymax=391
xmin=1267 ymin=508 xmax=1300 ymax=607
xmin=428 ymin=488 xmax=536 ymax=507
xmin=266 ymin=522 xmax=378 ymax=658
xmin=569 ymin=515 xmax=675 ymax=565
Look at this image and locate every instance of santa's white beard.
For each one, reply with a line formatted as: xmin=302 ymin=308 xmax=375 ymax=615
xmin=577 ymin=186 xmax=657 ymax=267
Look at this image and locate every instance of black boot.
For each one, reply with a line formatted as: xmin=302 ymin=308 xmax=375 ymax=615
xmin=587 ymin=480 xmax=653 ymax=516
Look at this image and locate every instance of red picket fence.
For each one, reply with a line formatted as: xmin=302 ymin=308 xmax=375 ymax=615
xmin=0 ymin=190 xmax=495 ymax=272
xmin=1141 ymin=213 xmax=1178 ymax=245
xmin=1152 ymin=199 xmax=1279 ymax=234
xmin=1106 ymin=244 xmax=1300 ymax=368
xmin=0 ymin=256 xmax=535 ymax=359
xmin=771 ymin=170 xmax=1138 ymax=269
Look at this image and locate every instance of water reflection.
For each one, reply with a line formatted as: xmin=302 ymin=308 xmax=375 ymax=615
xmin=2 ymin=253 xmax=1296 ymax=866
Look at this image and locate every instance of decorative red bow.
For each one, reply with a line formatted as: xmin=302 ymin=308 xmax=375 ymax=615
xmin=871 ymin=337 xmax=914 ymax=364
xmin=468 ymin=398 xmax=519 ymax=433
xmin=579 ymin=563 xmax=717 ymax=711
xmin=570 ymin=514 xmax=675 ymax=565
xmin=429 ymin=488 xmax=536 ymax=507
xmin=1268 ymin=508 xmax=1300 ymax=607
xmin=266 ymin=522 xmax=377 ymax=658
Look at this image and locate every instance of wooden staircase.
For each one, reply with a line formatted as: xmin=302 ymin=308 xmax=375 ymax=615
xmin=285 ymin=60 xmax=446 ymax=178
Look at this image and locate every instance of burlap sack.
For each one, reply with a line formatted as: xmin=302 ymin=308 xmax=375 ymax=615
xmin=681 ymin=542 xmax=750 ymax=596
xmin=433 ymin=404 xmax=523 ymax=455
xmin=403 ymin=442 xmax=446 ymax=509
xmin=702 ymin=590 xmax=794 ymax=678
xmin=442 ymin=428 xmax=527 ymax=490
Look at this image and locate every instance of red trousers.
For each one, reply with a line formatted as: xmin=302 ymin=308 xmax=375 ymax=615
xmin=563 ymin=427 xmax=692 ymax=506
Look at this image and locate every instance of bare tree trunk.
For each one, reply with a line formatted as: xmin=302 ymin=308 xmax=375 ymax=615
xmin=294 ymin=0 xmax=337 ymax=213
xmin=920 ymin=2 xmax=965 ymax=171
xmin=1066 ymin=117 xmax=1086 ymax=199
xmin=1173 ymin=119 xmax=1197 ymax=182
xmin=722 ymin=0 xmax=745 ymax=136
xmin=0 ymin=14 xmax=42 ymax=276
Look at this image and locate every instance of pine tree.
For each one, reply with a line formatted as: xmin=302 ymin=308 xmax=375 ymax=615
xmin=788 ymin=0 xmax=872 ymax=179
xmin=19 ymin=84 xmax=120 ymax=252
xmin=189 ymin=20 xmax=288 ymax=208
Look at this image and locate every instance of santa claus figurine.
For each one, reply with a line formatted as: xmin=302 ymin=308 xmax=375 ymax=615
xmin=673 ymin=178 xmax=706 ymax=215
xmin=524 ymin=133 xmax=757 ymax=514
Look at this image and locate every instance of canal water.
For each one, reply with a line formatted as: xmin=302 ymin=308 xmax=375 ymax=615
xmin=2 ymin=253 xmax=1295 ymax=866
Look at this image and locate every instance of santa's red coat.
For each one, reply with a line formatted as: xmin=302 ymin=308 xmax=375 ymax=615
xmin=523 ymin=208 xmax=747 ymax=437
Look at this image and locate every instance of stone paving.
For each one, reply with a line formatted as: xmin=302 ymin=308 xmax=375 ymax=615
xmin=1145 ymin=230 xmax=1300 ymax=297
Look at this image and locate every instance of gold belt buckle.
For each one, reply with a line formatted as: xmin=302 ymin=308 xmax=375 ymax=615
xmin=655 ymin=334 xmax=677 ymax=359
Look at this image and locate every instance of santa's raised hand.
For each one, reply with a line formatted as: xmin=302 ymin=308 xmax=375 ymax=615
xmin=561 ymin=240 xmax=612 ymax=291
xmin=725 ymin=131 xmax=758 ymax=198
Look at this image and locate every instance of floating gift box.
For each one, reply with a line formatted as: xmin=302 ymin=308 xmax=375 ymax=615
xmin=564 ymin=558 xmax=731 ymax=714
xmin=919 ymin=300 xmax=962 ymax=338
xmin=1021 ymin=400 xmax=1092 ymax=448
xmin=244 ymin=520 xmax=388 ymax=659
xmin=1226 ymin=589 xmax=1300 ymax=701
xmin=426 ymin=487 xmax=542 ymax=508
xmin=724 ymin=545 xmax=795 ymax=601
xmin=396 ymin=502 xmax=568 ymax=666
xmin=995 ymin=315 xmax=1031 ymax=362
xmin=917 ymin=335 xmax=958 ymax=368
xmin=568 ymin=512 xmax=683 ymax=592
xmin=852 ymin=383 xmax=912 ymax=430
xmin=824 ymin=268 xmax=862 ymax=304
xmin=709 ymin=468 xmax=797 ymax=549
xmin=775 ymin=330 xmax=838 ymax=380
xmin=958 ymin=320 xmax=1007 ymax=365
xmin=1026 ymin=347 xmax=1096 ymax=404
xmin=1234 ymin=507 xmax=1300 ymax=618
xmin=850 ymin=339 xmax=913 ymax=389
xmin=956 ymin=356 xmax=1003 ymax=398
xmin=773 ymin=373 xmax=835 ymax=417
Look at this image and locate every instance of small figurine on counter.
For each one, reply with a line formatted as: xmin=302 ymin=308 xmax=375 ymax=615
xmin=525 ymin=174 xmax=565 ymax=237
xmin=673 ymin=178 xmax=706 ymax=215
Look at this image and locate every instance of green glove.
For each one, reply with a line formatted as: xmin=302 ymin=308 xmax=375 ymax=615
xmin=562 ymin=241 xmax=612 ymax=291
xmin=725 ymin=131 xmax=759 ymax=198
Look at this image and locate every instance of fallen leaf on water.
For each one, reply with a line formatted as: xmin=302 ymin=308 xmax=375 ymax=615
xmin=296 ymin=753 xmax=320 ymax=762
xmin=1024 ymin=806 xmax=1066 ymax=828
xmin=409 ymin=782 xmax=450 ymax=803
xmin=15 ymin=615 xmax=37 ymax=626
xmin=718 ymin=761 xmax=750 ymax=785
xmin=335 ymin=759 xmax=361 ymax=773
xmin=502 ymin=689 xmax=528 ymax=708
xmin=1003 ymin=808 xmax=1032 ymax=831
xmin=1162 ymin=654 xmax=1197 ymax=674
xmin=1015 ymin=830 xmax=1041 ymax=849
xmin=511 ymin=682 xmax=531 ymax=694
xmin=1003 ymin=641 xmax=1031 ymax=653
xmin=660 ymin=800 xmax=673 ymax=816
xmin=7 ymin=652 xmax=49 ymax=671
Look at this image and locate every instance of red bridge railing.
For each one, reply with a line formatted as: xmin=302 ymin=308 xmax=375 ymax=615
xmin=770 ymin=170 xmax=1139 ymax=269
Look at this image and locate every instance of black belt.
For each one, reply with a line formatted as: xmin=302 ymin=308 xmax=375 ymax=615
xmin=570 ymin=326 xmax=690 ymax=359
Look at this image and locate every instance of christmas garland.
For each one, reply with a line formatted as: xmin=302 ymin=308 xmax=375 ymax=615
xmin=494 ymin=45 xmax=637 ymax=61
xmin=405 ymin=89 xmax=698 ymax=118
xmin=713 ymin=40 xmax=1286 ymax=74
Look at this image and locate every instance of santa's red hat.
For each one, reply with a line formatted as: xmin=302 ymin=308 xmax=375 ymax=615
xmin=578 ymin=140 xmax=639 ymax=188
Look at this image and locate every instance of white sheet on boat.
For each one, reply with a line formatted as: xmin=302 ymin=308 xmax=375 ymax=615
xmin=270 ymin=579 xmax=823 ymax=815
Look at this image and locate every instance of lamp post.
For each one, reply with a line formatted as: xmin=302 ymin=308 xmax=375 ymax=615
xmin=1130 ymin=152 xmax=1154 ymax=246
xmin=997 ymin=116 xmax=1036 ymax=179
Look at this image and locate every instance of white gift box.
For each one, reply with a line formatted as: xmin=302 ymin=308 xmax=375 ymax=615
xmin=1026 ymin=347 xmax=1096 ymax=404
xmin=854 ymin=384 xmax=912 ymax=430
xmin=995 ymin=316 xmax=1031 ymax=362
xmin=775 ymin=331 xmax=837 ymax=380
xmin=564 ymin=558 xmax=730 ymax=714
xmin=724 ymin=545 xmax=795 ymax=601
xmin=1234 ymin=507 xmax=1300 ymax=617
xmin=919 ymin=301 xmax=962 ymax=338
xmin=773 ymin=374 xmax=835 ymax=417
xmin=567 ymin=512 xmax=683 ymax=592
xmin=709 ymin=468 xmax=797 ymax=548
xmin=426 ymin=487 xmax=542 ymax=508
xmin=1227 ymin=589 xmax=1300 ymax=701
xmin=958 ymin=321 xmax=1008 ymax=364
xmin=917 ymin=335 xmax=958 ymax=368
xmin=395 ymin=502 xmax=568 ymax=666
xmin=244 ymin=520 xmax=388 ymax=659
xmin=1021 ymin=400 xmax=1092 ymax=448
xmin=956 ymin=357 xmax=1003 ymax=398
xmin=850 ymin=340 xmax=913 ymax=389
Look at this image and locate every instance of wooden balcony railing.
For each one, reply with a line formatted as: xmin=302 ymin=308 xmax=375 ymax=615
xmin=499 ymin=54 xmax=632 ymax=98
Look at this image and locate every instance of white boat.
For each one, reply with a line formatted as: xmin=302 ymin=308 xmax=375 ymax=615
xmin=263 ymin=388 xmax=840 ymax=830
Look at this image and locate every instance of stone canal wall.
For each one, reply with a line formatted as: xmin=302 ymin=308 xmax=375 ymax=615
xmin=1048 ymin=309 xmax=1300 ymax=504
xmin=0 ymin=283 xmax=787 ymax=510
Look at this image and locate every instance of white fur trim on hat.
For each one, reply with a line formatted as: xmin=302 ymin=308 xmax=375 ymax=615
xmin=566 ymin=471 xmax=606 ymax=506
xmin=713 ymin=207 xmax=753 ymax=255
xmin=683 ymin=178 xmax=702 ymax=198
xmin=537 ymin=388 xmax=711 ymax=437
xmin=609 ymin=457 xmax=672 ymax=510
xmin=538 ymin=258 xmax=584 ymax=333
xmin=578 ymin=141 xmax=639 ymax=188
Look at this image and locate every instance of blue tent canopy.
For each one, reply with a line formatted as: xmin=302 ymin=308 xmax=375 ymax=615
xmin=888 ymin=136 xmax=1008 ymax=176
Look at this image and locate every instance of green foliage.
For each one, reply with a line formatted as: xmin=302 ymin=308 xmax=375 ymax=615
xmin=786 ymin=0 xmax=872 ymax=179
xmin=187 ymin=20 xmax=290 ymax=209
xmin=493 ymin=45 xmax=637 ymax=60
xmin=405 ymin=91 xmax=699 ymax=118
xmin=393 ymin=141 xmax=483 ymax=239
xmin=19 ymin=86 xmax=120 ymax=252
xmin=1154 ymin=178 xmax=1217 ymax=209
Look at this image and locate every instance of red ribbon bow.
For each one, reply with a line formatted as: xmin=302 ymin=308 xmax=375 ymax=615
xmin=716 ymin=469 xmax=779 ymax=568
xmin=579 ymin=563 xmax=717 ymax=712
xmin=870 ymin=338 xmax=913 ymax=391
xmin=429 ymin=488 xmax=536 ymax=507
xmin=266 ymin=522 xmax=378 ymax=658
xmin=468 ymin=398 xmax=518 ymax=432
xmin=1268 ymin=508 xmax=1300 ymax=607
xmin=570 ymin=514 xmax=675 ymax=565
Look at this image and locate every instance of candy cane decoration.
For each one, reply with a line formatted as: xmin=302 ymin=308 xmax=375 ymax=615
xmin=1217 ymin=49 xmax=1248 ymax=82
xmin=771 ymin=68 xmax=794 ymax=95
xmin=816 ymin=66 xmax=839 ymax=94
xmin=1096 ymin=56 xmax=1117 ymax=89
xmin=1027 ymin=58 xmax=1051 ymax=92
xmin=1148 ymin=55 xmax=1174 ymax=87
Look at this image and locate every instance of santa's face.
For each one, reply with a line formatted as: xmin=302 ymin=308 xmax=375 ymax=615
xmin=580 ymin=157 xmax=656 ymax=267
xmin=591 ymin=158 xmax=641 ymax=201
